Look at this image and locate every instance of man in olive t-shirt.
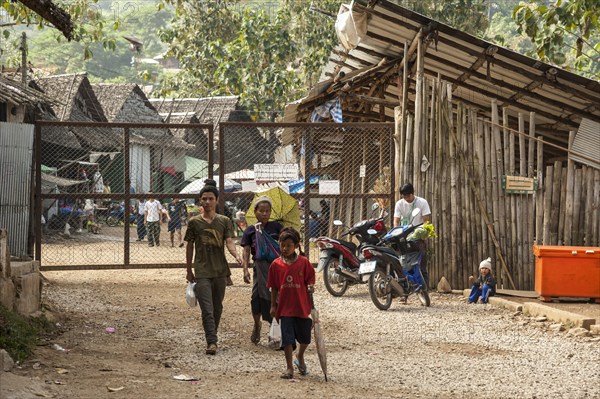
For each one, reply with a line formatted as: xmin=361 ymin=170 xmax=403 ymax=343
xmin=185 ymin=180 xmax=242 ymax=355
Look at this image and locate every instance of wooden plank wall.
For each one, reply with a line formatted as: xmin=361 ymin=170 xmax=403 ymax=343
xmin=404 ymin=80 xmax=600 ymax=290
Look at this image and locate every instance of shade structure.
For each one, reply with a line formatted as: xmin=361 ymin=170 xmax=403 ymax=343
xmin=179 ymin=178 xmax=241 ymax=194
xmin=245 ymin=186 xmax=301 ymax=230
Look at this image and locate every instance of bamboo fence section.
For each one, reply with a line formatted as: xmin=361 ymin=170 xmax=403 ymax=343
xmin=398 ymin=79 xmax=600 ymax=290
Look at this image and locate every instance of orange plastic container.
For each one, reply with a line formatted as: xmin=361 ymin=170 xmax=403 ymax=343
xmin=533 ymin=245 xmax=600 ymax=301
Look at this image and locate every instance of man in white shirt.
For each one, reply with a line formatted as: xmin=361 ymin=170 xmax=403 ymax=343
xmin=393 ymin=183 xmax=432 ymax=287
xmin=144 ymin=192 xmax=163 ymax=247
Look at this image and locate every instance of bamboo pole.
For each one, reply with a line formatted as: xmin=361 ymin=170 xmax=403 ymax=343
xmin=413 ymin=36 xmax=423 ymax=187
xmin=563 ymin=131 xmax=576 ymax=245
xmin=449 ymin=101 xmax=459 ymax=286
xmin=558 ymin=167 xmax=567 ymax=245
xmin=502 ymin=107 xmax=512 ymax=287
xmin=492 ymin=101 xmax=507 ymax=288
xmin=572 ymin=167 xmax=583 ymax=244
xmin=434 ymin=76 xmax=444 ymax=284
xmin=399 ymin=40 xmax=409 ymax=192
xmin=542 ymin=164 xmax=554 ymax=245
xmin=469 ymin=108 xmax=479 ymax=280
xmin=441 ymin=86 xmax=451 ymax=286
xmin=509 ymin=113 xmax=517 ymax=282
xmin=526 ymin=112 xmax=536 ymax=287
xmin=445 ymin=106 xmax=515 ymax=289
xmin=592 ymin=170 xmax=600 ymax=246
xmin=404 ymin=114 xmax=413 ymax=182
xmin=477 ymin=118 xmax=488 ymax=269
xmin=535 ymin=137 xmax=544 ymax=245
xmin=459 ymin=103 xmax=470 ymax=285
xmin=517 ymin=113 xmax=526 ymax=289
xmin=584 ymin=167 xmax=595 ymax=246
xmin=550 ymin=160 xmax=562 ymax=245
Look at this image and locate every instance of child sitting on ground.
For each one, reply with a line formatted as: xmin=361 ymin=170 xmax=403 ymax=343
xmin=468 ymin=257 xmax=496 ymax=304
xmin=267 ymin=227 xmax=315 ymax=379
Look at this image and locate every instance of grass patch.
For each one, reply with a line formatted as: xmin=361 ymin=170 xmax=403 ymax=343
xmin=0 ymin=305 xmax=55 ymax=363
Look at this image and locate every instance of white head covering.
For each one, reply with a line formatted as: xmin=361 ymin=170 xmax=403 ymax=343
xmin=479 ymin=257 xmax=492 ymax=271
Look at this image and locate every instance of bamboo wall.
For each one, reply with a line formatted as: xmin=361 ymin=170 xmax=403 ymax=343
xmin=399 ymin=79 xmax=600 ymax=290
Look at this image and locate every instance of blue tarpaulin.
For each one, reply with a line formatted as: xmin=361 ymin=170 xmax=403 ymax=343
xmin=287 ymin=176 xmax=319 ymax=193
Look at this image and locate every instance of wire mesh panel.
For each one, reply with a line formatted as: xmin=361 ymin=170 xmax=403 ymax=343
xmin=37 ymin=121 xmax=212 ymax=269
xmin=219 ymin=122 xmax=395 ymax=259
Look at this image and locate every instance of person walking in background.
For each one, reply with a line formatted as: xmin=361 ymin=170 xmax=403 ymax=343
xmin=144 ymin=192 xmax=163 ymax=247
xmin=185 ymin=179 xmax=242 ymax=355
xmin=168 ymin=198 xmax=186 ymax=248
xmin=240 ymin=196 xmax=283 ymax=344
xmin=136 ymin=196 xmax=146 ymax=241
xmin=393 ymin=183 xmax=431 ymax=285
xmin=267 ymin=227 xmax=315 ymax=379
xmin=468 ymin=257 xmax=497 ymax=304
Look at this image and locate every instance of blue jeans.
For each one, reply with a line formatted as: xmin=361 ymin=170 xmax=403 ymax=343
xmin=468 ymin=284 xmax=492 ymax=304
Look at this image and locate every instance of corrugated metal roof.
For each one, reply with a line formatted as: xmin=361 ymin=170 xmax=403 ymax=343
xmin=284 ymin=0 xmax=600 ymax=149
xmin=572 ymin=119 xmax=600 ymax=169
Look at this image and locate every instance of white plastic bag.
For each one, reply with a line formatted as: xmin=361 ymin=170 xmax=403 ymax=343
xmin=186 ymin=282 xmax=197 ymax=307
xmin=268 ymin=319 xmax=281 ymax=349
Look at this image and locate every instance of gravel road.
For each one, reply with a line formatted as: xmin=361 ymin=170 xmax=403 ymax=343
xmin=2 ymin=268 xmax=599 ymax=399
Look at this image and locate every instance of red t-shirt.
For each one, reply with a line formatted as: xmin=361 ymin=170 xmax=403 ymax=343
xmin=267 ymin=255 xmax=315 ymax=319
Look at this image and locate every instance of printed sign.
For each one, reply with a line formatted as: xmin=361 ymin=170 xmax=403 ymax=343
xmin=359 ymin=165 xmax=366 ymax=178
xmin=254 ymin=164 xmax=299 ymax=181
xmin=502 ymin=175 xmax=538 ymax=194
xmin=319 ymin=180 xmax=340 ymax=195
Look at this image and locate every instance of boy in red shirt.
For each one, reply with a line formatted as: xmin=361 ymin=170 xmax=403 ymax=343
xmin=267 ymin=227 xmax=315 ymax=379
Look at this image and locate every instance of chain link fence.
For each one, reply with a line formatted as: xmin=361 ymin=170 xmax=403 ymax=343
xmin=35 ymin=121 xmax=394 ymax=268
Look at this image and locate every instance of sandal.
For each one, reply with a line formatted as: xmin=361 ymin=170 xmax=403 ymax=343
xmin=280 ymin=370 xmax=294 ymax=379
xmin=250 ymin=324 xmax=261 ymax=344
xmin=293 ymin=358 xmax=309 ymax=376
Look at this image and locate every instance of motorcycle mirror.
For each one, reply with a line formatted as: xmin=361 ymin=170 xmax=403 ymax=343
xmin=367 ymin=228 xmax=377 ymax=235
xmin=333 ymin=220 xmax=343 ymax=226
xmin=371 ymin=202 xmax=380 ymax=210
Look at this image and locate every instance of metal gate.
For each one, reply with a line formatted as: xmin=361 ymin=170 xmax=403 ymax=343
xmin=34 ymin=121 xmax=394 ymax=270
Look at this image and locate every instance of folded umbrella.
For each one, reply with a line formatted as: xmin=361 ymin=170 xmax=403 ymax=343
xmin=310 ymin=293 xmax=328 ymax=382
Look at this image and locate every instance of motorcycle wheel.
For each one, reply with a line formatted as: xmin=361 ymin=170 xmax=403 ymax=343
xmin=322 ymin=258 xmax=349 ymax=297
xmin=106 ymin=216 xmax=118 ymax=227
xmin=416 ymin=268 xmax=431 ymax=307
xmin=368 ymin=269 xmax=392 ymax=310
xmin=417 ymin=289 xmax=431 ymax=307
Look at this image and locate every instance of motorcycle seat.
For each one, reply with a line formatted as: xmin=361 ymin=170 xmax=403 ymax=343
xmin=338 ymin=239 xmax=357 ymax=253
xmin=374 ymin=246 xmax=398 ymax=256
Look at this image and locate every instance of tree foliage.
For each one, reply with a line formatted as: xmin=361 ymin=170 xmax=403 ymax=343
xmin=157 ymin=0 xmax=338 ymax=120
xmin=389 ymin=0 xmax=490 ymax=37
xmin=1 ymin=0 xmax=120 ymax=60
xmin=513 ymin=0 xmax=600 ymax=79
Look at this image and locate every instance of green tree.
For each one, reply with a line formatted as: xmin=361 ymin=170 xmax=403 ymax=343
xmin=157 ymin=0 xmax=339 ymax=120
xmin=513 ymin=0 xmax=600 ymax=79
xmin=389 ymin=0 xmax=490 ymax=36
xmin=27 ymin=3 xmax=172 ymax=82
xmin=1 ymin=0 xmax=119 ymax=61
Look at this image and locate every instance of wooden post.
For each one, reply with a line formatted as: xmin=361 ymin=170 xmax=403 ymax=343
xmin=413 ymin=36 xmax=424 ymax=188
xmin=502 ymin=107 xmax=512 ymax=286
xmin=550 ymin=161 xmax=562 ymax=245
xmin=526 ymin=112 xmax=536 ymax=287
xmin=517 ymin=113 xmax=526 ymax=289
xmin=542 ymin=164 xmax=554 ymax=245
xmin=563 ymin=131 xmax=576 ymax=245
xmin=558 ymin=167 xmax=567 ymax=245
xmin=592 ymin=170 xmax=600 ymax=246
xmin=584 ymin=168 xmax=595 ymax=246
xmin=572 ymin=167 xmax=583 ymax=244
xmin=535 ymin=137 xmax=544 ymax=245
xmin=477 ymin=118 xmax=488 ymax=268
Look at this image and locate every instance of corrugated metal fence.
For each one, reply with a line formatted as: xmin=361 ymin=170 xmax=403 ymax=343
xmin=0 ymin=122 xmax=34 ymax=258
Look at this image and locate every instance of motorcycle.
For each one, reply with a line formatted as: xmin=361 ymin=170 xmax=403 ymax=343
xmin=358 ymin=208 xmax=431 ymax=310
xmin=313 ymin=205 xmax=387 ymax=297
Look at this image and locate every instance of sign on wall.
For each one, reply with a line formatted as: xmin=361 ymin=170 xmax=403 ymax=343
xmin=254 ymin=163 xmax=299 ymax=181
xmin=502 ymin=175 xmax=538 ymax=194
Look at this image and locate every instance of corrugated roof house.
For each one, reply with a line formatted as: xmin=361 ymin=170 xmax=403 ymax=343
xmin=149 ymin=97 xmax=274 ymax=173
